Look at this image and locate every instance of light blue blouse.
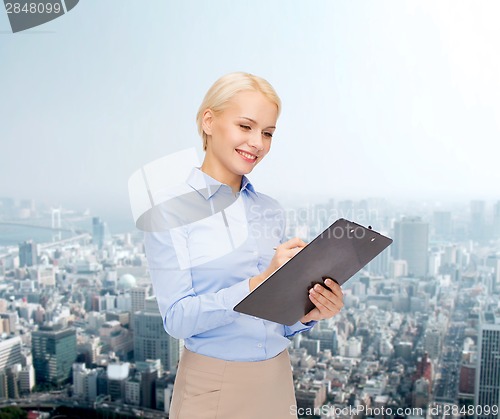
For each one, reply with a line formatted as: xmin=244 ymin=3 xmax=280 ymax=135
xmin=144 ymin=167 xmax=315 ymax=362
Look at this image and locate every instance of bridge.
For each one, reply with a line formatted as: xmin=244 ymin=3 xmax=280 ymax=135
xmin=0 ymin=221 xmax=87 ymax=235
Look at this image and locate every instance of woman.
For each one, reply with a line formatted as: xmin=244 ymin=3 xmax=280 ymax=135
xmin=144 ymin=72 xmax=344 ymax=418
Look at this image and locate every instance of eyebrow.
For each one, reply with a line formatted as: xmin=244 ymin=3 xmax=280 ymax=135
xmin=239 ymin=116 xmax=276 ymax=130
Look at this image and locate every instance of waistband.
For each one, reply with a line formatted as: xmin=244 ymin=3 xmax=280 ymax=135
xmin=180 ymin=347 xmax=289 ymax=376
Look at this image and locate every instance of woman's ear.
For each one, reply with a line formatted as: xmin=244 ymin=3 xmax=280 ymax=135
xmin=202 ymin=109 xmax=214 ymax=136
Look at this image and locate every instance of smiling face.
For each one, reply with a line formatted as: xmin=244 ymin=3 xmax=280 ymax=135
xmin=200 ymin=90 xmax=278 ymax=192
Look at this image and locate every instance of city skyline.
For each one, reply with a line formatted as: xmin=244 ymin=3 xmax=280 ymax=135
xmin=1 ymin=194 xmax=500 ymax=246
xmin=0 ymin=193 xmax=498 ymax=417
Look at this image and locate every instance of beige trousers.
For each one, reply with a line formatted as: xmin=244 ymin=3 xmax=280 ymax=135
xmin=169 ymin=348 xmax=298 ymax=419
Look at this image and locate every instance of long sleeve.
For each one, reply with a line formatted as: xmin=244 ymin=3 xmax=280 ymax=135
xmin=284 ymin=320 xmax=316 ymax=337
xmin=140 ymin=167 xmax=318 ymax=361
xmin=144 ymin=227 xmax=250 ymax=340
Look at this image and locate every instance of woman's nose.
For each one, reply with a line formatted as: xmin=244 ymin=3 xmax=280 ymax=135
xmin=247 ymin=131 xmax=264 ymax=151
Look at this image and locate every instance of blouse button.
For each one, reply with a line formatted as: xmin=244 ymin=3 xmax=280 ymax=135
xmin=257 ymin=343 xmax=263 ymax=348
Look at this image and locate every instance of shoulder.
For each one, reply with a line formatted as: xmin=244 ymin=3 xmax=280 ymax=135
xmin=247 ymin=190 xmax=286 ymax=224
xmin=254 ymin=191 xmax=284 ymax=211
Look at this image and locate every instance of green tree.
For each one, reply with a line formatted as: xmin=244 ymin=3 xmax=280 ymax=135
xmin=0 ymin=406 xmax=28 ymax=419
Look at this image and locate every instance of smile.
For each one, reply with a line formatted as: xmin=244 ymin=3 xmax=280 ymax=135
xmin=236 ymin=149 xmax=257 ymax=162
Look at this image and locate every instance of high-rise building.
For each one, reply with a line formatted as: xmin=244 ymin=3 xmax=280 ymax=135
xmin=92 ymin=217 xmax=109 ymax=249
xmin=99 ymin=321 xmax=133 ymax=360
xmin=136 ymin=359 xmax=161 ymax=409
xmin=133 ymin=297 xmax=180 ymax=373
xmin=0 ymin=337 xmax=22 ymax=371
xmin=18 ymin=364 xmax=35 ymax=394
xmin=18 ymin=240 xmax=37 ymax=267
xmin=393 ymin=217 xmax=429 ymax=277
xmin=414 ymin=352 xmax=433 ymax=383
xmin=470 ymin=200 xmax=487 ymax=242
xmin=73 ymin=363 xmax=87 ymax=398
xmin=300 ymin=339 xmax=320 ymax=356
xmin=433 ymin=211 xmax=452 ymax=239
xmin=0 ymin=365 xmax=20 ymax=399
xmin=424 ymin=329 xmax=442 ymax=360
xmin=390 ymin=259 xmax=408 ymax=278
xmin=369 ymin=246 xmax=390 ymax=276
xmin=96 ymin=368 xmax=108 ymax=397
xmin=493 ymin=201 xmax=500 ymax=237
xmin=308 ymin=328 xmax=338 ymax=354
xmin=77 ymin=335 xmax=101 ymax=366
xmin=0 ymin=370 xmax=7 ymax=399
xmin=129 ymin=285 xmax=150 ymax=331
xmin=485 ymin=255 xmax=500 ymax=290
xmin=0 ymin=367 xmax=21 ymax=399
xmin=475 ymin=311 xmax=500 ymax=419
xmin=107 ymin=362 xmax=129 ymax=401
xmin=155 ymin=376 xmax=174 ymax=413
xmin=31 ymin=325 xmax=77 ymax=385
xmin=412 ymin=377 xmax=431 ymax=409
xmin=73 ymin=363 xmax=99 ymax=401
xmin=125 ymin=373 xmax=141 ymax=405
xmin=459 ymin=362 xmax=476 ymax=396
xmin=0 ymin=313 xmax=18 ymax=336
xmin=131 ymin=286 xmax=150 ymax=314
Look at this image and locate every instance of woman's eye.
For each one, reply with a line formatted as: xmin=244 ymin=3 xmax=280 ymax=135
xmin=240 ymin=125 xmax=251 ymax=130
xmin=263 ymin=132 xmax=273 ymax=138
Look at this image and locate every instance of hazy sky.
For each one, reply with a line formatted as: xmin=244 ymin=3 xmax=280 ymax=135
xmin=1 ymin=1 xmax=499 ymax=225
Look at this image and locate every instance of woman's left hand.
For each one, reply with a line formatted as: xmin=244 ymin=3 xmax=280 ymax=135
xmin=300 ymin=277 xmax=344 ymax=324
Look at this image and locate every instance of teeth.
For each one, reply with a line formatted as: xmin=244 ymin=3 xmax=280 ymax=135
xmin=237 ymin=150 xmax=256 ymax=160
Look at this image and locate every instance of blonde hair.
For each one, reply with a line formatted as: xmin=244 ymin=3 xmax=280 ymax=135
xmin=196 ymin=72 xmax=281 ymax=151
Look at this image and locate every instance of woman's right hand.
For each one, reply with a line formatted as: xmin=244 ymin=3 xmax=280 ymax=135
xmin=249 ymin=237 xmax=307 ymax=292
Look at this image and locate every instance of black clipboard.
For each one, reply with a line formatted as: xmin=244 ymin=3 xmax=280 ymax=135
xmin=234 ymin=218 xmax=393 ymax=325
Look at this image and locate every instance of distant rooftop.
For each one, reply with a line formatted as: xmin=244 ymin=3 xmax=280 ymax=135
xmin=482 ymin=311 xmax=500 ymax=325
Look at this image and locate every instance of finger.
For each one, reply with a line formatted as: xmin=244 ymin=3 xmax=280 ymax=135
xmin=308 ymin=292 xmax=332 ymax=316
xmin=285 ymin=237 xmax=307 ymax=249
xmin=323 ymin=278 xmax=342 ymax=295
xmin=291 ymin=246 xmax=304 ymax=257
xmin=276 ymin=245 xmax=305 ymax=261
xmin=315 ymin=283 xmax=343 ymax=303
xmin=311 ymin=284 xmax=343 ymax=311
xmin=310 ymin=286 xmax=340 ymax=313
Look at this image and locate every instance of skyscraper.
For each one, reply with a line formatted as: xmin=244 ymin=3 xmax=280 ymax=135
xmin=475 ymin=311 xmax=500 ymax=419
xmin=494 ymin=201 xmax=500 ymax=238
xmin=393 ymin=217 xmax=429 ymax=277
xmin=32 ymin=325 xmax=77 ymax=385
xmin=485 ymin=255 xmax=500 ymax=290
xmin=136 ymin=359 xmax=161 ymax=409
xmin=0 ymin=336 xmax=22 ymax=371
xmin=72 ymin=363 xmax=99 ymax=401
xmin=369 ymin=246 xmax=390 ymax=276
xmin=92 ymin=217 xmax=109 ymax=249
xmin=107 ymin=362 xmax=129 ymax=401
xmin=129 ymin=285 xmax=150 ymax=331
xmin=470 ymin=200 xmax=487 ymax=242
xmin=18 ymin=240 xmax=37 ymax=267
xmin=133 ymin=297 xmax=180 ymax=373
xmin=130 ymin=286 xmax=150 ymax=314
xmin=433 ymin=211 xmax=452 ymax=239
